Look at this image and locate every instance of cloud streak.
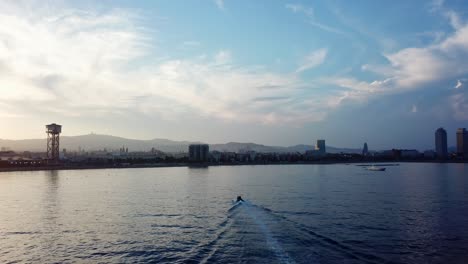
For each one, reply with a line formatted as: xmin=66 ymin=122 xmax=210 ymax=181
xmin=285 ymin=3 xmax=345 ymax=35
xmin=285 ymin=4 xmax=313 ymax=17
xmin=296 ymin=48 xmax=327 ymax=73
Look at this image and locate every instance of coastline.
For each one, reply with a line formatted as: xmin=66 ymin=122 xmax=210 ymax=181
xmin=0 ymin=160 xmax=466 ymax=173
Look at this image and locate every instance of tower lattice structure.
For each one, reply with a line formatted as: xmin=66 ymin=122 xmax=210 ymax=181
xmin=46 ymin=123 xmax=62 ymax=164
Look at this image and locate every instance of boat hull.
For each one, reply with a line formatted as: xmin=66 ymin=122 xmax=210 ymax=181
xmin=367 ymin=167 xmax=386 ymax=171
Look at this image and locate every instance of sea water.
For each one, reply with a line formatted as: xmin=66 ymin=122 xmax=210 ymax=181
xmin=1 ymin=163 xmax=467 ymax=263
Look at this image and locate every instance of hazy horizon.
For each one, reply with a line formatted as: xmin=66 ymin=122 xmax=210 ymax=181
xmin=0 ymin=132 xmax=351 ymax=149
xmin=0 ymin=132 xmax=462 ymax=153
xmin=1 ymin=0 xmax=468 ymax=150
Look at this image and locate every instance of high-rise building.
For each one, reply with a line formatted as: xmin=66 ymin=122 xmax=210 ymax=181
xmin=435 ymin=128 xmax=447 ymax=159
xmin=189 ymin=144 xmax=210 ymax=162
xmin=315 ymin=140 xmax=326 ymax=154
xmin=362 ymin=142 xmax=369 ymax=156
xmin=456 ymin=128 xmax=468 ymax=158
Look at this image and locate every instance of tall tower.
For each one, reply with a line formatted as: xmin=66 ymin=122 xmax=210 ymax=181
xmin=316 ymin=140 xmax=326 ymax=154
xmin=46 ymin=123 xmax=62 ymax=163
xmin=362 ymin=142 xmax=369 ymax=156
xmin=456 ymin=128 xmax=468 ymax=158
xmin=435 ymin=128 xmax=447 ymax=159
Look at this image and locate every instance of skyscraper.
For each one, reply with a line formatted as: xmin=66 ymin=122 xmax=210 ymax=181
xmin=362 ymin=142 xmax=369 ymax=156
xmin=435 ymin=128 xmax=447 ymax=159
xmin=189 ymin=144 xmax=210 ymax=162
xmin=456 ymin=128 xmax=468 ymax=158
xmin=316 ymin=140 xmax=326 ymax=154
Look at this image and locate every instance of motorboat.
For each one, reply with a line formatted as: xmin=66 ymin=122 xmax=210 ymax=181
xmin=366 ymin=165 xmax=386 ymax=171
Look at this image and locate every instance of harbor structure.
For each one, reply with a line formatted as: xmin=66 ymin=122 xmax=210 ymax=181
xmin=46 ymin=123 xmax=62 ymax=164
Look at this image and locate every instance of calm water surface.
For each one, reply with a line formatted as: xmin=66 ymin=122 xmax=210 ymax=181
xmin=1 ymin=163 xmax=467 ymax=263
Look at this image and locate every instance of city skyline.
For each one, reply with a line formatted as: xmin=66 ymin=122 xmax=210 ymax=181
xmin=1 ymin=0 xmax=468 ymax=149
xmin=1 ymin=126 xmax=468 ymax=153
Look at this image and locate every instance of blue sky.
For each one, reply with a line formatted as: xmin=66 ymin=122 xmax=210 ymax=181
xmin=0 ymin=0 xmax=467 ymax=150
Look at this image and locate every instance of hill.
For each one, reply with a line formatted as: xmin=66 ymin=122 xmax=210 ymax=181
xmin=0 ymin=134 xmax=362 ymax=154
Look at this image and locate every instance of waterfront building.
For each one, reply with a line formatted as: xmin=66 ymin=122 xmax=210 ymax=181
xmin=400 ymin=149 xmax=420 ymax=159
xmin=424 ymin=150 xmax=436 ymax=159
xmin=316 ymin=140 xmax=326 ymax=154
xmin=456 ymin=128 xmax=468 ymax=158
xmin=305 ymin=139 xmax=326 ymax=159
xmin=362 ymin=142 xmax=369 ymax=156
xmin=189 ymin=144 xmax=210 ymax=162
xmin=211 ymin=150 xmax=222 ymax=162
xmin=435 ymin=128 xmax=448 ymax=159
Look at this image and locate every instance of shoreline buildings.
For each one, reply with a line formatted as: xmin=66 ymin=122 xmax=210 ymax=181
xmin=316 ymin=140 xmax=326 ymax=155
xmin=456 ymin=128 xmax=468 ymax=159
xmin=189 ymin=144 xmax=210 ymax=162
xmin=305 ymin=139 xmax=326 ymax=158
xmin=435 ymin=128 xmax=447 ymax=159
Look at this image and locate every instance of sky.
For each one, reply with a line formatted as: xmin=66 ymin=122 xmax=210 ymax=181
xmin=0 ymin=0 xmax=468 ymax=150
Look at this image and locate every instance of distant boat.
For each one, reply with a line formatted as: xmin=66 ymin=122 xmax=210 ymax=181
xmin=366 ymin=165 xmax=386 ymax=171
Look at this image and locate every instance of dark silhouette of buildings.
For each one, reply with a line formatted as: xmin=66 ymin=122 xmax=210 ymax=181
xmin=189 ymin=144 xmax=209 ymax=162
xmin=305 ymin=139 xmax=326 ymax=158
xmin=456 ymin=128 xmax=468 ymax=158
xmin=435 ymin=128 xmax=447 ymax=159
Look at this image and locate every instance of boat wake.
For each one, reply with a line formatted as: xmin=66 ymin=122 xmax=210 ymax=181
xmin=183 ymin=201 xmax=395 ymax=264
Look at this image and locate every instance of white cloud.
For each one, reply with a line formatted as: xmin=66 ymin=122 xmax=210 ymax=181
xmin=445 ymin=11 xmax=463 ymax=30
xmin=6 ymin=1 xmax=467 ymax=128
xmin=214 ymin=0 xmax=225 ymax=10
xmin=145 ymin=58 xmax=331 ymax=125
xmin=325 ymin=8 xmax=468 ymax=121
xmin=451 ymin=93 xmax=468 ymax=120
xmin=296 ymin=48 xmax=327 ymax=73
xmin=358 ymin=12 xmax=468 ymax=93
xmin=332 ymin=21 xmax=468 ymax=106
xmin=430 ymin=0 xmax=463 ymax=32
xmin=411 ymin=104 xmax=418 ymax=113
xmin=0 ymin=3 xmax=147 ymax=108
xmin=214 ymin=50 xmax=232 ymax=64
xmin=308 ymin=21 xmax=345 ymax=35
xmin=430 ymin=0 xmax=445 ymax=12
xmin=285 ymin=4 xmax=313 ymax=17
xmin=383 ymin=47 xmax=451 ymax=88
xmin=325 ymin=76 xmax=394 ymax=104
xmin=0 ymin=2 xmax=331 ymax=126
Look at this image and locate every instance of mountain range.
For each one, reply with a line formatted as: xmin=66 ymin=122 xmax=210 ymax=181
xmin=0 ymin=134 xmax=363 ymax=154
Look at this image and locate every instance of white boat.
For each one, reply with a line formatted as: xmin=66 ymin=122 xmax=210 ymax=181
xmin=366 ymin=165 xmax=386 ymax=171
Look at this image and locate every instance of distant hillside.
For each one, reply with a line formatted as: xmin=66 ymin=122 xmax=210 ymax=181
xmin=0 ymin=134 xmax=362 ymax=154
xmin=210 ymin=142 xmax=361 ymax=154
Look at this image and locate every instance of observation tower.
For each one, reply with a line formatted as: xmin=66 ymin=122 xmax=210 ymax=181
xmin=46 ymin=123 xmax=62 ymax=164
